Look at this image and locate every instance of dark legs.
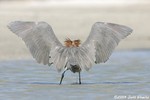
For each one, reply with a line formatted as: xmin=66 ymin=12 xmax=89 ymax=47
xmin=79 ymin=72 xmax=81 ymax=84
xmin=59 ymin=68 xmax=68 ymax=85
xmin=59 ymin=68 xmax=82 ymax=85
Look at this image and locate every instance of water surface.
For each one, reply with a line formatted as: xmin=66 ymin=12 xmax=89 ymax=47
xmin=0 ymin=51 xmax=150 ymax=100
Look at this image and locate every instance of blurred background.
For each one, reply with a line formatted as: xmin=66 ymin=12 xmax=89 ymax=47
xmin=0 ymin=0 xmax=150 ymax=60
xmin=0 ymin=1 xmax=150 ymax=99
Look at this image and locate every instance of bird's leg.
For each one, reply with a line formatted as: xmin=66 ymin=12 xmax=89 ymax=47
xmin=79 ymin=72 xmax=81 ymax=84
xmin=59 ymin=68 xmax=68 ymax=85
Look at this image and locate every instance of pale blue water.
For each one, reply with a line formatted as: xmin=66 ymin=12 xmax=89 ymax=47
xmin=0 ymin=51 xmax=150 ymax=100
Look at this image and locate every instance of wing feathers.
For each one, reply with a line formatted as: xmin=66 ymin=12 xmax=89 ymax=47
xmin=8 ymin=21 xmax=132 ymax=71
xmin=8 ymin=21 xmax=62 ymax=66
xmin=82 ymin=22 xmax=133 ymax=66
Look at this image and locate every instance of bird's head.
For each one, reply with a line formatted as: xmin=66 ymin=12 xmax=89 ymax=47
xmin=64 ymin=38 xmax=73 ymax=47
xmin=73 ymin=39 xmax=81 ymax=47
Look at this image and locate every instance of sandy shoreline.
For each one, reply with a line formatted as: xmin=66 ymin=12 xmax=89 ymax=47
xmin=0 ymin=1 xmax=150 ymax=60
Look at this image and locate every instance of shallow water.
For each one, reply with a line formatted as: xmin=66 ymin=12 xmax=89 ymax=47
xmin=0 ymin=51 xmax=150 ymax=100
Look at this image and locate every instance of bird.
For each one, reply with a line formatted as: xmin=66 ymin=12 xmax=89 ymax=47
xmin=7 ymin=21 xmax=133 ymax=84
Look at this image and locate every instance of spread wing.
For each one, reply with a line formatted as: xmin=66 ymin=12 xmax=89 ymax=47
xmin=81 ymin=22 xmax=133 ymax=68
xmin=8 ymin=21 xmax=63 ymax=65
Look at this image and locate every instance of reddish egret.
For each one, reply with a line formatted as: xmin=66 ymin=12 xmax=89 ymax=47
xmin=8 ymin=21 xmax=132 ymax=84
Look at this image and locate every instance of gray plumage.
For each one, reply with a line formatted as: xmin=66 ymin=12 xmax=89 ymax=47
xmin=8 ymin=21 xmax=132 ymax=72
xmin=8 ymin=21 xmax=132 ymax=71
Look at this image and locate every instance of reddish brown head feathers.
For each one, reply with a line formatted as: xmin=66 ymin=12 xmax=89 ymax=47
xmin=64 ymin=38 xmax=81 ymax=47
